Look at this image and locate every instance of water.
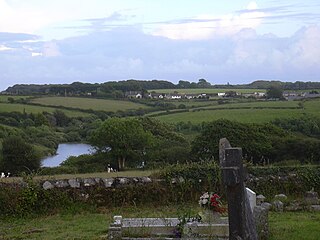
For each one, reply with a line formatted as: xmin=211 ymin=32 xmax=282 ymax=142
xmin=42 ymin=143 xmax=94 ymax=167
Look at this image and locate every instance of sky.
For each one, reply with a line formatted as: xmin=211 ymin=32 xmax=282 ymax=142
xmin=1 ymin=0 xmax=320 ymax=90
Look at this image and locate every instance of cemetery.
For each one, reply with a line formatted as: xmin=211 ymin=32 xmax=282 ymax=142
xmin=0 ymin=139 xmax=319 ymax=239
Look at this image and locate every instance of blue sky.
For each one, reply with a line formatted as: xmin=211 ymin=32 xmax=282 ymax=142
xmin=0 ymin=0 xmax=320 ymax=90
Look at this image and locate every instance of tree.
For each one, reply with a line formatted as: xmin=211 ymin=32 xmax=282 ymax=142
xmin=191 ymin=119 xmax=285 ymax=164
xmin=1 ymin=136 xmax=41 ymax=174
xmin=197 ymin=79 xmax=211 ymax=88
xmin=53 ymin=110 xmax=70 ymax=127
xmin=89 ymin=118 xmax=154 ymax=170
xmin=266 ymin=86 xmax=283 ymax=99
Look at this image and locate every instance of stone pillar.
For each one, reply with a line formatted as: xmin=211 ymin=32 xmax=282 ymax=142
xmin=220 ymin=140 xmax=258 ymax=240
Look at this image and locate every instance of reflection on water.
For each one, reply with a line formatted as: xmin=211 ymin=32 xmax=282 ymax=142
xmin=42 ymin=143 xmax=94 ymax=167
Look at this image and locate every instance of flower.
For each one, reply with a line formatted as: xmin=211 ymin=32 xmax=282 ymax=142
xmin=199 ymin=192 xmax=225 ymax=213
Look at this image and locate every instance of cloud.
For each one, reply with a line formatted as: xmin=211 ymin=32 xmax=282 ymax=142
xmin=1 ymin=24 xmax=320 ymax=91
xmin=0 ymin=32 xmax=39 ymax=43
xmin=151 ymin=2 xmax=266 ymax=40
xmin=0 ymin=0 xmax=59 ymax=34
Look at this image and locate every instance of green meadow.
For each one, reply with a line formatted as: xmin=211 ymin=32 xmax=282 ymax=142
xmin=155 ymin=108 xmax=305 ymax=124
xmin=0 ymin=95 xmax=31 ymax=102
xmin=31 ymin=97 xmax=150 ymax=112
xmin=154 ymin=99 xmax=320 ymax=124
xmin=0 ymin=102 xmax=89 ymax=117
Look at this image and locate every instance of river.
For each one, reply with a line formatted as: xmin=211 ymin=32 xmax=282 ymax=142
xmin=41 ymin=143 xmax=94 ymax=167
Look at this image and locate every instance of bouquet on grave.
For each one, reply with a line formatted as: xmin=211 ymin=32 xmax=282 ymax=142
xmin=198 ymin=192 xmax=225 ymax=213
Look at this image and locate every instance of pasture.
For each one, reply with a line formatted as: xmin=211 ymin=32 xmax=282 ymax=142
xmin=0 ymin=95 xmax=31 ymax=102
xmin=150 ymin=88 xmax=266 ymax=94
xmin=154 ymin=99 xmax=320 ymax=124
xmin=31 ymin=97 xmax=150 ymax=112
xmin=155 ymin=108 xmax=305 ymax=124
xmin=0 ymin=103 xmax=89 ymax=117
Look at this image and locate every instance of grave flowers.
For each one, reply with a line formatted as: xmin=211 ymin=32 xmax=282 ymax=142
xmin=199 ymin=192 xmax=225 ymax=222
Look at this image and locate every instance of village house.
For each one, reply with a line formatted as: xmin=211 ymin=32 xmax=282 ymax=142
xmin=125 ymin=91 xmax=143 ymax=99
xmin=148 ymin=93 xmax=165 ymax=99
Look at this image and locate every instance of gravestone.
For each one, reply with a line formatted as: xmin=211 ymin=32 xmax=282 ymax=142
xmin=246 ymin=187 xmax=257 ymax=211
xmin=219 ymin=138 xmax=258 ymax=240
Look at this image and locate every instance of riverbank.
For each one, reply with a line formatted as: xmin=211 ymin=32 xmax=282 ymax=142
xmin=41 ymin=143 xmax=94 ymax=167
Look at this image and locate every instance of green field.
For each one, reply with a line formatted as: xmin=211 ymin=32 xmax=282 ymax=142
xmin=195 ymin=100 xmax=300 ymax=110
xmin=150 ymin=88 xmax=266 ymax=94
xmin=0 ymin=95 xmax=31 ymax=103
xmin=156 ymin=108 xmax=305 ymax=124
xmin=303 ymin=99 xmax=320 ymax=118
xmin=0 ymin=103 xmax=90 ymax=117
xmin=31 ymin=97 xmax=150 ymax=112
xmin=153 ymin=99 xmax=320 ymax=124
xmin=0 ymin=210 xmax=318 ymax=240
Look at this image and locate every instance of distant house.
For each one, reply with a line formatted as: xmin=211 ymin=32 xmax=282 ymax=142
xmin=184 ymin=94 xmax=198 ymax=99
xmin=125 ymin=91 xmax=143 ymax=99
xmin=218 ymin=93 xmax=226 ymax=97
xmin=242 ymin=92 xmax=266 ymax=99
xmin=167 ymin=94 xmax=182 ymax=99
xmin=148 ymin=93 xmax=165 ymax=99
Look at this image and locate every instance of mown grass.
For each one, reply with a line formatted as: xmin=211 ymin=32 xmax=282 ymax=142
xmin=0 ymin=102 xmax=90 ymax=117
xmin=0 ymin=209 xmax=318 ymax=240
xmin=269 ymin=211 xmax=320 ymax=240
xmin=31 ymin=97 xmax=150 ymax=112
xmin=150 ymin=88 xmax=266 ymax=94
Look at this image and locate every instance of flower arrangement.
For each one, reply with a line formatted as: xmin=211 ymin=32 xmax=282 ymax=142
xmin=199 ymin=192 xmax=225 ymax=213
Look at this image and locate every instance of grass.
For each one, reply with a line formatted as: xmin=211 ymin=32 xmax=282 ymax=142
xmin=31 ymin=97 xmax=150 ymax=112
xmin=155 ymin=108 xmax=306 ymax=124
xmin=269 ymin=211 xmax=320 ymax=240
xmin=154 ymin=99 xmax=320 ymax=124
xmin=0 ymin=205 xmax=195 ymax=240
xmin=0 ymin=209 xmax=318 ymax=239
xmin=0 ymin=95 xmax=31 ymax=103
xmin=149 ymin=88 xmax=266 ymax=94
xmin=0 ymin=102 xmax=90 ymax=117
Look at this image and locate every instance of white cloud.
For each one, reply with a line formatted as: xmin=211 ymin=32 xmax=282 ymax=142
xmin=0 ymin=0 xmax=66 ymax=35
xmin=1 ymin=24 xmax=320 ymax=91
xmin=152 ymin=1 xmax=266 ymax=40
xmin=0 ymin=45 xmax=12 ymax=51
xmin=42 ymin=41 xmax=61 ymax=57
xmin=290 ymin=25 xmax=320 ymax=68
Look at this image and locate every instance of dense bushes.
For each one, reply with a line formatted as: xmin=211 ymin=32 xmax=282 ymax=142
xmin=272 ymin=115 xmax=320 ymax=138
xmin=191 ymin=119 xmax=320 ymax=164
xmin=0 ymin=181 xmax=87 ymax=216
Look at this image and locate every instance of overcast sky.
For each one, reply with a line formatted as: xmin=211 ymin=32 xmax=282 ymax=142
xmin=1 ymin=0 xmax=320 ymax=91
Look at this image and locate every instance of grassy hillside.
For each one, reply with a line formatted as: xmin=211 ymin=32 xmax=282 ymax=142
xmin=0 ymin=102 xmax=89 ymax=117
xmin=31 ymin=97 xmax=150 ymax=112
xmin=155 ymin=108 xmax=305 ymax=124
xmin=0 ymin=95 xmax=30 ymax=102
xmin=154 ymin=99 xmax=320 ymax=124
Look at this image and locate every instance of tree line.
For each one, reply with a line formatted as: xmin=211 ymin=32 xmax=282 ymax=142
xmin=4 ymin=79 xmax=320 ymax=96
